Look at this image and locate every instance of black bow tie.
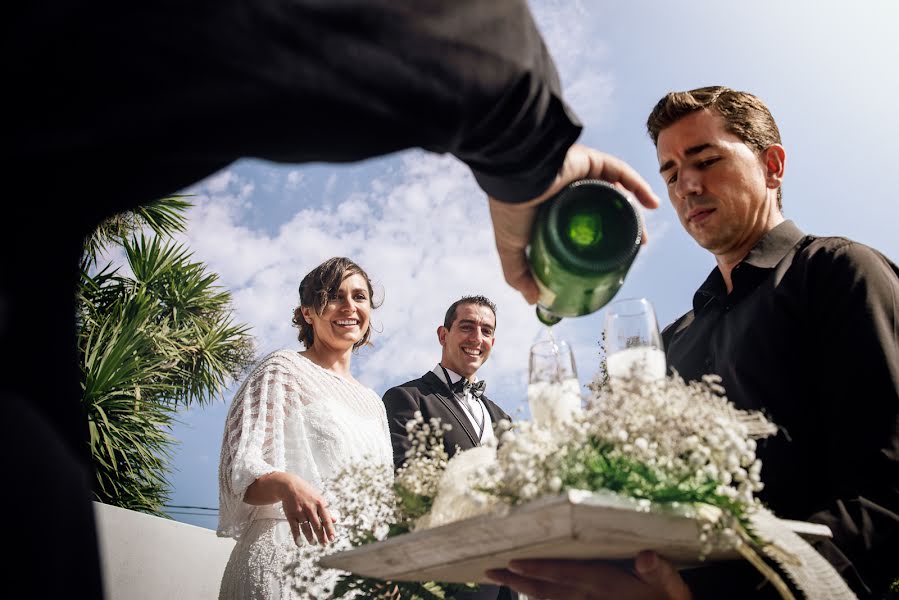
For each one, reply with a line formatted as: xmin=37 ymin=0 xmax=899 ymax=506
xmin=454 ymin=378 xmax=486 ymax=398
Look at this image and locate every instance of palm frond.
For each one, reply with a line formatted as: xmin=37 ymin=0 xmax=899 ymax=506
xmin=81 ymin=195 xmax=192 ymax=271
xmin=79 ymin=198 xmax=254 ymax=515
xmin=81 ymin=293 xmax=179 ymax=515
xmin=132 ymin=196 xmax=191 ymax=237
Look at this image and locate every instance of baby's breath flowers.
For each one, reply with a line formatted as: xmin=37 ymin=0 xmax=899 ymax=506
xmin=576 ymin=372 xmax=775 ymax=513
xmin=405 ymin=372 xmax=778 ymax=561
xmin=289 ymin=411 xmax=472 ymax=599
xmin=288 ymin=459 xmax=396 ymax=599
xmin=294 ymin=371 xmax=849 ymax=600
xmin=394 ymin=412 xmax=453 ymax=528
xmin=290 ymin=374 xmax=781 ymax=597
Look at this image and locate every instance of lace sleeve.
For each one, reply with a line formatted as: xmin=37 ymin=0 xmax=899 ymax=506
xmin=217 ymin=355 xmax=302 ymax=538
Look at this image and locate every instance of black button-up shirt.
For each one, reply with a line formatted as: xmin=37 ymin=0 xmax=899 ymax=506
xmin=664 ymin=221 xmax=899 ymax=598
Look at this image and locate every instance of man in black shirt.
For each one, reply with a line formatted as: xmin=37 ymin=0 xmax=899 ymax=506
xmin=650 ymin=86 xmax=898 ymax=599
xmin=489 ymin=87 xmax=898 ymax=599
xmin=4 ymin=2 xmax=661 ymax=598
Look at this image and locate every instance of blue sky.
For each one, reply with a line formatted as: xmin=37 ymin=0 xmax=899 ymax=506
xmin=159 ymin=0 xmax=899 ymax=529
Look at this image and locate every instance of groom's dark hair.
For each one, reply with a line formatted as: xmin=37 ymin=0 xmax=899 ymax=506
xmin=443 ymin=295 xmax=497 ymax=330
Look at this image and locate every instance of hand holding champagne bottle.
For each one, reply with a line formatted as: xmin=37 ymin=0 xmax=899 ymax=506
xmin=488 ymin=144 xmax=660 ymax=308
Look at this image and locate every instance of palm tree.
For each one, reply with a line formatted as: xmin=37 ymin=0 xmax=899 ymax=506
xmin=79 ymin=197 xmax=255 ymax=515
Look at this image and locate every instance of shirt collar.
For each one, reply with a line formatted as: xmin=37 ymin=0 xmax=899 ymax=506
xmin=433 ymin=364 xmax=479 ymax=385
xmin=692 ymin=220 xmax=806 ymax=313
xmin=742 ymin=220 xmax=806 ymax=269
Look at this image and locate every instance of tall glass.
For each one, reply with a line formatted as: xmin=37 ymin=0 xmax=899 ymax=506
xmin=527 ymin=331 xmax=582 ymax=426
xmin=603 ymin=297 xmax=666 ymax=384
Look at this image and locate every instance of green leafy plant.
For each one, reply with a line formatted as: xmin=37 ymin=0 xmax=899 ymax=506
xmin=79 ymin=196 xmax=255 ymax=515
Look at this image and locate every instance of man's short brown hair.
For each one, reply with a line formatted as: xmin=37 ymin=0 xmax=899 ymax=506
xmin=443 ymin=295 xmax=497 ymax=330
xmin=646 ymin=86 xmax=783 ymax=208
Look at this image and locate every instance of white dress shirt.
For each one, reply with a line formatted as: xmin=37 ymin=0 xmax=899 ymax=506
xmin=433 ymin=364 xmax=495 ymax=444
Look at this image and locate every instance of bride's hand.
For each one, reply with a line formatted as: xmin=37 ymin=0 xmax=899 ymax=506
xmin=243 ymin=471 xmax=338 ymax=545
xmin=279 ymin=473 xmax=337 ymax=545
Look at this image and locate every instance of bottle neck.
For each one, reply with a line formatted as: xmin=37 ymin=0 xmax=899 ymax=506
xmin=536 ymin=305 xmax=562 ymax=326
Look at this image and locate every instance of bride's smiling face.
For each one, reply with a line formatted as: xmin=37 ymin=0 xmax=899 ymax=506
xmin=302 ymin=273 xmax=371 ymax=352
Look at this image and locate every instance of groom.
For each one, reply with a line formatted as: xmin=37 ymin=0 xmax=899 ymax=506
xmin=383 ymin=295 xmax=516 ymax=600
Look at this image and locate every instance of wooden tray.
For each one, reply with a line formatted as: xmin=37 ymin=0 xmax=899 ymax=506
xmin=319 ymin=490 xmax=831 ymax=584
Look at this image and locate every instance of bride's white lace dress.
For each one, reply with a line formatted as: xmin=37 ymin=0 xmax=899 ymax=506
xmin=217 ymin=350 xmax=393 ymax=600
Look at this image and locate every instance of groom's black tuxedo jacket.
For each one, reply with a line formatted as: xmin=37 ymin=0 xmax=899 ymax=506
xmin=383 ymin=370 xmax=512 ymax=469
xmin=382 ymin=370 xmax=517 ymax=600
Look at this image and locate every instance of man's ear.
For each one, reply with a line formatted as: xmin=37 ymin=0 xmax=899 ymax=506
xmin=437 ymin=326 xmax=447 ymax=346
xmin=763 ymin=144 xmax=786 ymax=190
xmin=300 ymin=306 xmax=314 ymax=325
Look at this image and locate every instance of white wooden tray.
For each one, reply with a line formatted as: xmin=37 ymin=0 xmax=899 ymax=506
xmin=319 ymin=490 xmax=831 ymax=584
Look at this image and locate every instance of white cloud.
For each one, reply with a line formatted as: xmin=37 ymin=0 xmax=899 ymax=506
xmin=177 ymin=181 xmax=280 ymax=288
xmin=324 ymin=173 xmax=338 ymax=196
xmin=531 ymin=0 xmax=615 ymax=127
xmin=285 ymin=170 xmax=305 ymax=190
xmin=629 ymin=209 xmax=673 ymax=276
xmin=181 ymin=152 xmax=545 ymax=412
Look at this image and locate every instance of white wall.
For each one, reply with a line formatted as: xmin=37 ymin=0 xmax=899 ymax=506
xmin=94 ymin=502 xmax=235 ymax=600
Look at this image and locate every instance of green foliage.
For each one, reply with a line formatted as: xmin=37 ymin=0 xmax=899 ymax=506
xmin=395 ymin=482 xmax=434 ymax=523
xmin=559 ymin=435 xmax=751 ymax=529
xmin=375 ymin=483 xmax=434 ymax=538
xmin=79 ymin=197 xmax=255 ymax=515
xmin=82 ymin=196 xmax=192 ymax=270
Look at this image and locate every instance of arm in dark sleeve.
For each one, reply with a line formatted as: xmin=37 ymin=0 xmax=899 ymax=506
xmin=808 ymin=241 xmax=899 ymax=597
xmin=9 ymin=0 xmax=580 ymax=210
xmin=382 ymin=386 xmax=420 ymax=471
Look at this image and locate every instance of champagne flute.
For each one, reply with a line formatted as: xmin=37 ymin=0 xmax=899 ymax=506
xmin=603 ymin=298 xmax=666 ymax=384
xmin=527 ymin=331 xmax=582 ymax=426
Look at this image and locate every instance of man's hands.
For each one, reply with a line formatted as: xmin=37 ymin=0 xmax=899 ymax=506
xmin=489 ymin=144 xmax=661 ymax=304
xmin=485 ymin=552 xmax=692 ymax=600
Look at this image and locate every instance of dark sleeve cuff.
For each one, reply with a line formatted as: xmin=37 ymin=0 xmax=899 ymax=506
xmin=466 ymin=93 xmax=582 ymax=203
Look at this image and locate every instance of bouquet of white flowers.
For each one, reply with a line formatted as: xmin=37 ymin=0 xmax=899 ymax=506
xmin=293 ymin=372 xmax=853 ymax=599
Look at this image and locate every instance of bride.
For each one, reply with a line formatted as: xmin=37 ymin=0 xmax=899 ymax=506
xmin=217 ymin=257 xmax=393 ymax=599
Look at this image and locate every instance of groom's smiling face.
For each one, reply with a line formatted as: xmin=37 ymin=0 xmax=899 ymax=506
xmin=438 ymin=303 xmax=496 ymax=379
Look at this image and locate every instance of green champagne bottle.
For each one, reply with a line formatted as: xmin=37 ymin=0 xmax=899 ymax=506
xmin=528 ymin=179 xmax=642 ymax=326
